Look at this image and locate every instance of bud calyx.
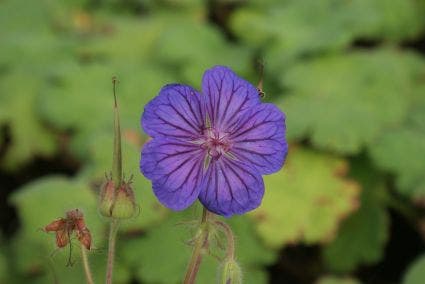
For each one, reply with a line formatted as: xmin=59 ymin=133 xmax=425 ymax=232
xmin=99 ymin=176 xmax=136 ymax=219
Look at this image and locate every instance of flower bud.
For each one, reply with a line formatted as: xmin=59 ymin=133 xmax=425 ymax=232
xmin=219 ymin=259 xmax=242 ymax=284
xmin=99 ymin=179 xmax=116 ymax=217
xmin=111 ymin=182 xmax=136 ymax=219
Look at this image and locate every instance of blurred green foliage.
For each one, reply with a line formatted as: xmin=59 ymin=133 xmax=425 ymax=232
xmin=251 ymin=147 xmax=360 ymax=248
xmin=316 ymin=276 xmax=361 ymax=284
xmin=0 ymin=0 xmax=424 ymax=283
xmin=403 ymin=254 xmax=425 ymax=284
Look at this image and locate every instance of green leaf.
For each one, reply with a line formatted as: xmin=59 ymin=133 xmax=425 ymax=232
xmin=0 ymin=0 xmax=51 ymax=35
xmin=371 ymin=129 xmax=425 ymax=198
xmin=370 ymin=84 xmax=425 ymax=198
xmin=97 ymin=0 xmax=205 ymax=14
xmin=153 ymin=17 xmax=252 ymax=87
xmin=231 ymin=0 xmax=362 ymax=68
xmin=231 ymin=0 xmax=425 ymax=69
xmin=120 ymin=208 xmax=275 ymax=284
xmin=38 ymin=62 xmax=176 ymax=157
xmin=250 ymin=146 xmax=360 ymax=248
xmin=316 ymin=275 xmax=362 ymax=284
xmin=233 ymin=1 xmax=363 ymax=72
xmin=0 ymin=0 xmax=78 ymax=72
xmin=0 ymin=72 xmax=56 ymax=170
xmin=403 ymin=254 xmax=425 ymax=284
xmin=80 ymin=14 xmax=169 ymax=65
xmin=363 ymin=0 xmax=425 ymax=40
xmin=279 ymin=50 xmax=424 ymax=154
xmin=323 ymin=158 xmax=389 ymax=272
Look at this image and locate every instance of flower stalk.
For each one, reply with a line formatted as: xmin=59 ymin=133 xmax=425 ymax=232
xmin=106 ymin=218 xmax=119 ymax=284
xmin=183 ymin=207 xmax=211 ymax=284
xmin=104 ymin=76 xmax=133 ymax=284
xmin=215 ymin=220 xmax=241 ymax=284
xmin=214 ymin=220 xmax=235 ymax=260
xmin=81 ymin=245 xmax=94 ymax=284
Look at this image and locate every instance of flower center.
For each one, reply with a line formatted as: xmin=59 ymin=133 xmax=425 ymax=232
xmin=201 ymin=128 xmax=232 ymax=159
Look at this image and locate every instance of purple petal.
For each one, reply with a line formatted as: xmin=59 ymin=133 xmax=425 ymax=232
xmin=142 ymin=84 xmax=204 ymax=140
xmin=140 ymin=138 xmax=205 ymax=210
xmin=198 ymin=157 xmax=264 ymax=217
xmin=229 ymin=103 xmax=287 ymax=175
xmin=202 ymin=66 xmax=260 ymax=131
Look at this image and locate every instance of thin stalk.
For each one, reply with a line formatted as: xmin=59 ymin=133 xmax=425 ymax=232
xmin=214 ymin=220 xmax=235 ymax=260
xmin=81 ymin=246 xmax=94 ymax=284
xmin=183 ymin=208 xmax=211 ymax=284
xmin=105 ymin=219 xmax=120 ymax=284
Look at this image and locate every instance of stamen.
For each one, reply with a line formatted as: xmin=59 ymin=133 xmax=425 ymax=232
xmin=203 ymin=154 xmax=212 ymax=171
xmin=205 ymin=114 xmax=212 ymax=129
xmin=224 ymin=152 xmax=238 ymax=161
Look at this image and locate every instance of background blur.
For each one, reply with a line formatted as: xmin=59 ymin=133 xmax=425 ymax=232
xmin=1 ymin=0 xmax=425 ymax=283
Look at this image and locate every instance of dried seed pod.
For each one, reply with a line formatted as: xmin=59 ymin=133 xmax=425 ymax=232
xmin=44 ymin=219 xmax=66 ymax=232
xmin=43 ymin=209 xmax=92 ymax=250
xmin=55 ymin=230 xmax=70 ymax=248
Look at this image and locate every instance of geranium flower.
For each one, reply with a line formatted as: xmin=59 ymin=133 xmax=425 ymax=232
xmin=140 ymin=66 xmax=287 ymax=217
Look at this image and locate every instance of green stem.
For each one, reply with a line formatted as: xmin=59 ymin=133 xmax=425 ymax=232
xmin=183 ymin=208 xmax=211 ymax=284
xmin=81 ymin=245 xmax=94 ymax=284
xmin=106 ymin=219 xmax=119 ymax=284
xmin=214 ymin=220 xmax=235 ymax=260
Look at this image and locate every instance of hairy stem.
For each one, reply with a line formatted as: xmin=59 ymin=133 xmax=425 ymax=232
xmin=214 ymin=220 xmax=235 ymax=260
xmin=81 ymin=246 xmax=94 ymax=284
xmin=106 ymin=219 xmax=119 ymax=284
xmin=183 ymin=208 xmax=211 ymax=284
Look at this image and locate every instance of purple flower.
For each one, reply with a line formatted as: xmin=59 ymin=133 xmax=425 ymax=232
xmin=140 ymin=66 xmax=287 ymax=217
